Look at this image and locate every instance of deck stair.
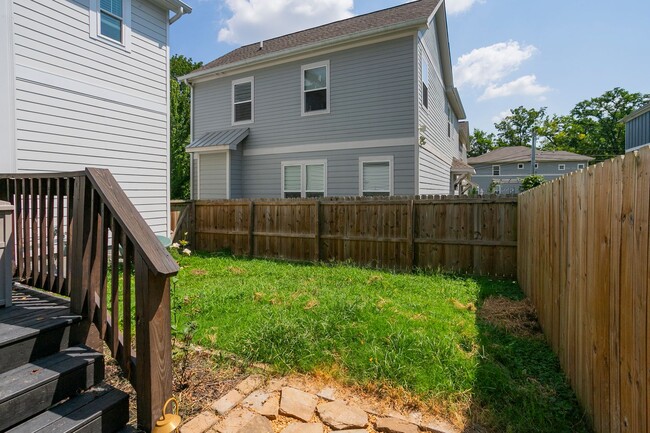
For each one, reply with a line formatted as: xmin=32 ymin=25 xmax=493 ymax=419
xmin=0 ymin=286 xmax=129 ymax=433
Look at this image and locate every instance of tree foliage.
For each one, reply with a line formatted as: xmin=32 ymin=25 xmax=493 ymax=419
xmin=494 ymin=106 xmax=547 ymax=148
xmin=520 ymin=175 xmax=546 ymax=192
xmin=468 ymin=129 xmax=495 ymax=157
xmin=481 ymin=88 xmax=650 ymax=161
xmin=170 ymin=55 xmax=203 ymax=200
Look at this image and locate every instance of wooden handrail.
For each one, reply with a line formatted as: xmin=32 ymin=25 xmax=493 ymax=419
xmin=0 ymin=169 xmax=177 ymax=433
xmin=85 ymin=168 xmax=178 ymax=276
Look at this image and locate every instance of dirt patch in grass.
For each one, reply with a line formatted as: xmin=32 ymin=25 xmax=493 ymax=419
xmin=477 ymin=296 xmax=542 ymax=337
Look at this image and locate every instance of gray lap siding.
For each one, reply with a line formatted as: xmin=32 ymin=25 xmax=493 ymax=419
xmin=472 ymin=161 xmax=586 ymax=194
xmin=625 ymin=111 xmax=650 ymax=151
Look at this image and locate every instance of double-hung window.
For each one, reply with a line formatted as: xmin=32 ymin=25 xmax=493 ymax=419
xmin=302 ymin=61 xmax=329 ymax=115
xmin=90 ymin=0 xmax=130 ymax=49
xmin=360 ymin=156 xmax=393 ymax=197
xmin=282 ymin=161 xmax=326 ymax=198
xmin=233 ymin=77 xmax=254 ymax=124
xmin=100 ymin=0 xmax=123 ymax=42
xmin=577 ymin=163 xmax=585 ymax=169
xmin=492 ymin=165 xmax=501 ymax=176
xmin=558 ymin=163 xmax=566 ymax=171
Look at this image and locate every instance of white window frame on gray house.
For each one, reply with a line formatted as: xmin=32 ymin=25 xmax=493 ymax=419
xmin=232 ymin=77 xmax=254 ymax=125
xmin=359 ymin=156 xmax=393 ymax=197
xmin=281 ymin=160 xmax=327 ymax=198
xmin=577 ymin=163 xmax=585 ymax=169
xmin=301 ymin=60 xmax=330 ymax=116
xmin=558 ymin=163 xmax=566 ymax=171
xmin=89 ymin=0 xmax=132 ymax=51
xmin=492 ymin=165 xmax=500 ymax=176
xmin=518 ymin=163 xmax=525 ymax=169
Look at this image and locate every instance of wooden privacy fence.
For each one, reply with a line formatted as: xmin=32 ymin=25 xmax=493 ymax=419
xmin=174 ymin=196 xmax=518 ymax=277
xmin=519 ymin=146 xmax=650 ymax=433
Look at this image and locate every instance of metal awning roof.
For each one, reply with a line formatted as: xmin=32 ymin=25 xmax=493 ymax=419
xmin=186 ymin=128 xmax=249 ymax=152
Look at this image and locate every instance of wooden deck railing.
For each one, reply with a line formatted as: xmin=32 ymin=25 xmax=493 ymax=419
xmin=0 ymin=168 xmax=179 ymax=432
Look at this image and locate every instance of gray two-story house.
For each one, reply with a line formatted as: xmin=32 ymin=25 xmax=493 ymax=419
xmin=181 ymin=0 xmax=470 ymax=200
xmin=623 ymin=102 xmax=650 ymax=152
xmin=468 ymin=146 xmax=593 ymax=194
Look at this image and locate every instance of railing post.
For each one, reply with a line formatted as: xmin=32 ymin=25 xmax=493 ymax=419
xmin=69 ymin=175 xmax=102 ymax=351
xmin=135 ymin=251 xmax=172 ymax=433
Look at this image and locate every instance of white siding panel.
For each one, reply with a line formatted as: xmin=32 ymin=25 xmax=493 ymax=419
xmin=11 ymin=0 xmax=170 ymax=235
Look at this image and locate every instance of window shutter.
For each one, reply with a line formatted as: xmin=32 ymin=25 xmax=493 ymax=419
xmin=363 ymin=162 xmax=389 ymax=192
xmin=306 ymin=165 xmax=324 ymax=192
xmin=284 ymin=166 xmax=301 ymax=192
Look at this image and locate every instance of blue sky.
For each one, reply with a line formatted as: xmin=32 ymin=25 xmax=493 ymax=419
xmin=170 ymin=0 xmax=650 ymax=132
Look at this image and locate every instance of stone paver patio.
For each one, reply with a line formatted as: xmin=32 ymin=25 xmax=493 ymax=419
xmin=180 ymin=375 xmax=458 ymax=433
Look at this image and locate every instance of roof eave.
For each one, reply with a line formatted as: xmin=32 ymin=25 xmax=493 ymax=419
xmin=146 ymin=0 xmax=191 ymax=22
xmin=180 ymin=17 xmax=427 ymax=82
xmin=433 ymin=3 xmax=466 ymax=121
xmin=621 ymin=102 xmax=650 ymax=123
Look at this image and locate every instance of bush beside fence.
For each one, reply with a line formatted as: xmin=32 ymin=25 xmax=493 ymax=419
xmin=172 ymin=195 xmax=517 ymax=277
xmin=519 ymin=147 xmax=650 ymax=433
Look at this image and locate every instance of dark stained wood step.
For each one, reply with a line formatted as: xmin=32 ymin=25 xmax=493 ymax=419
xmin=0 ymin=287 xmax=81 ymax=375
xmin=0 ymin=346 xmax=104 ymax=431
xmin=6 ymin=385 xmax=129 ymax=433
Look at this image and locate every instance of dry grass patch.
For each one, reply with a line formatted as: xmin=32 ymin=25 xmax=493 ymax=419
xmin=478 ymin=296 xmax=542 ymax=337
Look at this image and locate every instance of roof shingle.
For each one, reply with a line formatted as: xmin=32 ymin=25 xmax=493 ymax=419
xmin=193 ymin=0 xmax=441 ymax=74
xmin=467 ymin=146 xmax=594 ymax=164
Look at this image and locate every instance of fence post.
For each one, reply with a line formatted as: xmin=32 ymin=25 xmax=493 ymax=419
xmin=189 ymin=201 xmax=196 ymax=249
xmin=248 ymin=200 xmax=255 ymax=257
xmin=407 ymin=199 xmax=415 ymax=269
xmin=315 ymin=200 xmax=321 ymax=262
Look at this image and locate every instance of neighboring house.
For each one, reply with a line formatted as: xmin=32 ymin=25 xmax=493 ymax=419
xmin=0 ymin=0 xmax=190 ymax=235
xmin=181 ymin=0 xmax=470 ymax=200
xmin=623 ymin=103 xmax=650 ymax=152
xmin=468 ymin=146 xmax=593 ymax=194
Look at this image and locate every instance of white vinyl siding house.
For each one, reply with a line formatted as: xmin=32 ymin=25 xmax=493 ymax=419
xmin=184 ymin=0 xmax=469 ymax=200
xmin=1 ymin=0 xmax=190 ymax=235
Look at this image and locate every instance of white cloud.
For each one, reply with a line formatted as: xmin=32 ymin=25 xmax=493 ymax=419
xmin=491 ymin=110 xmax=511 ymax=123
xmin=479 ymin=75 xmax=551 ymax=101
xmin=455 ymin=41 xmax=537 ymax=88
xmin=218 ymin=0 xmax=354 ymax=45
xmin=446 ymin=0 xmax=484 ymax=15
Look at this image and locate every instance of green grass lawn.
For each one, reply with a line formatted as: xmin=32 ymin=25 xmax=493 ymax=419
xmin=169 ymin=251 xmax=590 ymax=433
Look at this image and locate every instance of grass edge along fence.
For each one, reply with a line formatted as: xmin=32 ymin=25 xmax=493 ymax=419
xmin=172 ymin=195 xmax=517 ymax=277
xmin=518 ymin=146 xmax=650 ymax=433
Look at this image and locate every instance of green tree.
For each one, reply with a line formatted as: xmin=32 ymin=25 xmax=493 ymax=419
xmin=520 ymin=174 xmax=546 ymax=192
xmin=566 ymin=87 xmax=650 ymax=160
xmin=468 ymin=128 xmax=495 ymax=157
xmin=494 ymin=106 xmax=547 ymax=148
xmin=170 ymin=55 xmax=203 ymax=199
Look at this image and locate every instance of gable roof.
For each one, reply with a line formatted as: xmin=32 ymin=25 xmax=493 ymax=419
xmin=191 ymin=0 xmax=441 ymax=75
xmin=467 ymin=146 xmax=594 ymax=164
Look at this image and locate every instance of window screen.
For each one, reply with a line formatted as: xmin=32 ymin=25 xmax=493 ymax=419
xmin=234 ymin=80 xmax=253 ymax=123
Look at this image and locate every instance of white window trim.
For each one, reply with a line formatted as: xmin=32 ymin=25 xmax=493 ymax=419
xmin=492 ymin=165 xmax=501 ymax=176
xmin=89 ymin=0 xmax=132 ymax=51
xmin=232 ymin=76 xmax=254 ymax=125
xmin=281 ymin=160 xmax=328 ymax=198
xmin=517 ymin=163 xmax=525 ymax=169
xmin=577 ymin=163 xmax=586 ymax=169
xmin=558 ymin=163 xmax=566 ymax=171
xmin=301 ymin=60 xmax=330 ymax=116
xmin=359 ymin=156 xmax=394 ymax=197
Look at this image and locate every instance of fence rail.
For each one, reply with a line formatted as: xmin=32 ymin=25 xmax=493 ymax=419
xmin=174 ymin=195 xmax=518 ymax=277
xmin=518 ymin=146 xmax=650 ymax=433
